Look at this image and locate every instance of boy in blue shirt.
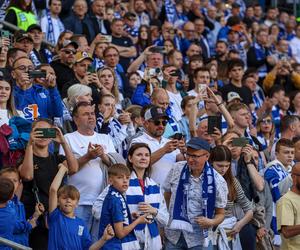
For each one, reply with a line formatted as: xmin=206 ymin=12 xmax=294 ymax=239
xmin=48 ymin=163 xmax=115 ymax=250
xmin=99 ymin=163 xmax=150 ymax=250
xmin=0 ymin=168 xmax=44 ymax=247
xmin=0 ymin=178 xmax=16 ymax=249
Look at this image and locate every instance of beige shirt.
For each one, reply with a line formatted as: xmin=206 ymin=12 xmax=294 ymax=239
xmin=277 ymin=190 xmax=300 ymax=250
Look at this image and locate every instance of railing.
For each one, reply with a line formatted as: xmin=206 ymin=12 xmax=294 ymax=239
xmin=0 ymin=237 xmax=32 ymax=250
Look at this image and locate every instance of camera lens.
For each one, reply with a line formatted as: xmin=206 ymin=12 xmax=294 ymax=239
xmin=155 ymin=68 xmax=161 ymax=74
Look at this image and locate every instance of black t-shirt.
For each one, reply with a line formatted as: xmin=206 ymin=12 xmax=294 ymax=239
xmin=21 ymin=153 xmax=65 ymax=218
xmin=111 ymin=35 xmax=133 ymax=71
xmin=220 ymin=83 xmax=253 ymax=105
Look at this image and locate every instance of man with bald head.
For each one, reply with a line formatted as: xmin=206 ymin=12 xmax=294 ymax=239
xmin=277 ymin=163 xmax=300 ymax=249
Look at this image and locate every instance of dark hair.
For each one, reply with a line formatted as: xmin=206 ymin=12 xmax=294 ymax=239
xmin=276 ymin=138 xmax=294 ymax=153
xmin=57 ymin=185 xmax=80 ymax=200
xmin=280 ymin=115 xmax=300 ymax=133
xmin=193 ymin=66 xmax=210 ymax=79
xmin=32 ymin=118 xmax=54 ymax=128
xmin=127 ymin=143 xmax=151 ymax=178
xmin=0 ymin=178 xmax=14 ymax=203
xmin=167 ymin=49 xmax=181 ymax=61
xmin=136 ymin=25 xmax=152 ymax=52
xmin=6 ymin=48 xmax=26 ymax=66
xmin=48 ymin=0 xmax=61 ymax=6
xmin=8 ymin=0 xmax=33 ymax=12
xmin=288 ymin=90 xmax=300 ymax=113
xmin=108 ymin=163 xmax=131 ymax=176
xmin=209 ymin=145 xmax=236 ymax=201
xmin=268 ymin=85 xmax=285 ymax=98
xmin=227 ymin=58 xmax=244 ymax=73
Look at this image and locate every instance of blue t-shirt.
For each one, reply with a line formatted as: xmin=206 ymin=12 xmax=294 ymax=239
xmin=0 ymin=204 xmax=16 ymax=250
xmin=99 ymin=186 xmax=137 ymax=250
xmin=48 ymin=208 xmax=92 ymax=250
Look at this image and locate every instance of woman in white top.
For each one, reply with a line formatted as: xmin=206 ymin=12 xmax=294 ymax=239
xmin=0 ymin=76 xmax=19 ymax=126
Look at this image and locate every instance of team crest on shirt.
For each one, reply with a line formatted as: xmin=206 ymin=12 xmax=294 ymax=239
xmin=78 ymin=225 xmax=84 ymax=236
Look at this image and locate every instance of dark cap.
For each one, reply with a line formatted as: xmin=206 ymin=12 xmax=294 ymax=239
xmin=15 ymin=30 xmax=33 ymax=43
xmin=124 ymin=12 xmax=137 ymax=20
xmin=27 ymin=24 xmax=42 ymax=33
xmin=232 ymin=3 xmax=241 ymax=8
xmin=186 ymin=138 xmax=211 ymax=152
xmin=144 ymin=106 xmax=168 ymax=121
xmin=61 ymin=40 xmax=79 ymax=49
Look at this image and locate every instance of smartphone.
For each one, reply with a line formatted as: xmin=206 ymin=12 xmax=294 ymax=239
xmin=1 ymin=30 xmax=10 ymax=38
xmin=171 ymin=133 xmax=183 ymax=140
xmin=36 ymin=128 xmax=57 ymax=138
xmin=232 ymin=137 xmax=250 ymax=147
xmin=207 ymin=116 xmax=222 ymax=134
xmin=170 ymin=70 xmax=180 ymax=77
xmin=198 ymin=84 xmax=207 ymax=96
xmin=28 ymin=70 xmax=47 ymax=79
xmin=87 ymin=65 xmax=96 ymax=74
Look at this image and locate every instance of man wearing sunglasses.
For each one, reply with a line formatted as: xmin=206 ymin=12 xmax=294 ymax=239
xmin=131 ymin=106 xmax=186 ymax=186
xmin=50 ymin=40 xmax=78 ymax=92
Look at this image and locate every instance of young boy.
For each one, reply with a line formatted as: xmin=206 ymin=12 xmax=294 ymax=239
xmin=48 ymin=163 xmax=114 ymax=250
xmin=0 ymin=168 xmax=44 ymax=247
xmin=99 ymin=163 xmax=150 ymax=250
xmin=0 ymin=178 xmax=16 ymax=248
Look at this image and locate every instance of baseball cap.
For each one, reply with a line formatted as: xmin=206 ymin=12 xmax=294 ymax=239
xmin=75 ymin=51 xmax=93 ymax=63
xmin=124 ymin=12 xmax=137 ymax=20
xmin=27 ymin=24 xmax=42 ymax=33
xmin=186 ymin=137 xmax=211 ymax=152
xmin=232 ymin=3 xmax=241 ymax=8
xmin=227 ymin=92 xmax=242 ymax=102
xmin=15 ymin=30 xmax=33 ymax=43
xmin=144 ymin=106 xmax=168 ymax=121
xmin=61 ymin=40 xmax=79 ymax=49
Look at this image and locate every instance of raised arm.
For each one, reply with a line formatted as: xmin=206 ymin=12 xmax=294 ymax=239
xmin=49 ymin=164 xmax=68 ymax=213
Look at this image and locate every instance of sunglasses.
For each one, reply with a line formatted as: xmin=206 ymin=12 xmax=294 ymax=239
xmin=261 ymin=119 xmax=272 ymax=124
xmin=150 ymin=119 xmax=167 ymax=126
xmin=62 ymin=49 xmax=76 ymax=55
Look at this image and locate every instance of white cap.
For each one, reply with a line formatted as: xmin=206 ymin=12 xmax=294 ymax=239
xmin=227 ymin=92 xmax=242 ymax=102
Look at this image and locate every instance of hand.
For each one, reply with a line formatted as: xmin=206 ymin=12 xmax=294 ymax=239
xmin=256 ymin=227 xmax=267 ymax=241
xmin=194 ymin=216 xmax=213 ymax=229
xmin=87 ymin=73 xmax=100 ymax=85
xmin=164 ymin=140 xmax=178 ymax=153
xmin=143 ymin=45 xmax=156 ymax=57
xmin=102 ymin=224 xmax=115 ymax=241
xmin=87 ymin=143 xmax=105 ymax=160
xmin=118 ymin=112 xmax=131 ymax=125
xmin=228 ymin=222 xmax=243 ymax=237
xmin=242 ymin=144 xmax=254 ymax=163
xmin=46 ymin=71 xmax=56 ymax=88
xmin=53 ymin=127 xmax=66 ymax=145
xmin=138 ymin=202 xmax=157 ymax=216
xmin=177 ymin=139 xmax=187 ymax=154
xmin=33 ymin=203 xmax=45 ymax=219
xmin=29 ymin=129 xmax=44 ymax=144
xmin=207 ymin=87 xmax=221 ymax=104
xmin=0 ymin=37 xmax=10 ymax=48
xmin=20 ymin=72 xmax=31 ymax=89
xmin=211 ymin=127 xmax=222 ymax=144
xmin=136 ymin=213 xmax=151 ymax=224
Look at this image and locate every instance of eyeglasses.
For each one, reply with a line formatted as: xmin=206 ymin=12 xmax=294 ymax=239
xmin=261 ymin=119 xmax=272 ymax=124
xmin=186 ymin=153 xmax=208 ymax=159
xmin=62 ymin=49 xmax=76 ymax=55
xmin=14 ymin=65 xmax=35 ymax=71
xmin=150 ymin=119 xmax=168 ymax=126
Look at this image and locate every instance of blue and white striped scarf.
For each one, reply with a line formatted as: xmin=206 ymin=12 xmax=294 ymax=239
xmin=108 ymin=186 xmax=140 ymax=250
xmin=264 ymin=160 xmax=292 ymax=244
xmin=254 ymin=42 xmax=270 ymax=78
xmin=126 ymin=172 xmax=162 ymax=250
xmin=170 ymin=162 xmax=216 ymax=232
xmin=45 ymin=8 xmax=64 ymax=45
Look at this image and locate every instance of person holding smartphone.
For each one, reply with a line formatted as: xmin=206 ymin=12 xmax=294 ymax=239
xmin=19 ymin=118 xmax=78 ymax=249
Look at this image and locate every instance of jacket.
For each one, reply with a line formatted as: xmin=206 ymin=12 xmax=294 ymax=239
xmin=14 ymin=84 xmax=63 ymax=121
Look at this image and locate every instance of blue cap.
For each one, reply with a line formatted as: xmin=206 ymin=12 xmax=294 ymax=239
xmin=186 ymin=137 xmax=211 ymax=152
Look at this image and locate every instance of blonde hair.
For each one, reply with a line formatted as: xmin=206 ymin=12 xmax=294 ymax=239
xmin=97 ymin=67 xmax=120 ymax=101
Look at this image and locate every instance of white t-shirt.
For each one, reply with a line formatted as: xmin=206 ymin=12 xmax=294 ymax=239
xmin=290 ymin=37 xmax=300 ymax=63
xmin=59 ymin=131 xmax=116 ymax=205
xmin=131 ymin=132 xmax=179 ymax=186
xmin=167 ymin=90 xmax=183 ymax=122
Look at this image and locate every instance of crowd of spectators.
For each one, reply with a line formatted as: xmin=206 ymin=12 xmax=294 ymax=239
xmin=1 ymin=0 xmax=300 ymax=249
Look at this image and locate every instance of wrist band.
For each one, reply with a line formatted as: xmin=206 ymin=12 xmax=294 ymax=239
xmin=217 ymin=102 xmax=224 ymax=106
